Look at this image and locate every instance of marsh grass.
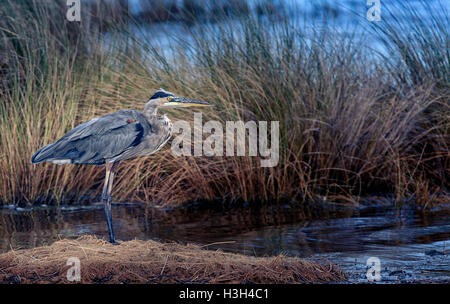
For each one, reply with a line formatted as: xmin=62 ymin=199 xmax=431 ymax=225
xmin=0 ymin=0 xmax=448 ymax=206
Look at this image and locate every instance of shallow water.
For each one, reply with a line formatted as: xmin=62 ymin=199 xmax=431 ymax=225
xmin=0 ymin=201 xmax=448 ymax=283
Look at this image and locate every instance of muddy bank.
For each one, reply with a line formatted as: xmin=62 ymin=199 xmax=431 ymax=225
xmin=0 ymin=235 xmax=345 ymax=284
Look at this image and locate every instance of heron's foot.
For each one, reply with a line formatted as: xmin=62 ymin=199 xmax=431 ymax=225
xmin=108 ymin=239 xmax=121 ymax=245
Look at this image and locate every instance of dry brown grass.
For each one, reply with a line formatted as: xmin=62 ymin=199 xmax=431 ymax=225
xmin=0 ymin=235 xmax=346 ymax=284
xmin=0 ymin=1 xmax=448 ymax=207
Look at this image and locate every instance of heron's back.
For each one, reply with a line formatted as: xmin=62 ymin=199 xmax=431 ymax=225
xmin=31 ymin=110 xmax=155 ymax=165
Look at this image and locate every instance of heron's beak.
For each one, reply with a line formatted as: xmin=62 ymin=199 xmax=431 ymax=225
xmin=162 ymin=96 xmax=212 ymax=108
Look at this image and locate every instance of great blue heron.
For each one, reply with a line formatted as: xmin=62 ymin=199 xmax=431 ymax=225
xmin=31 ymin=89 xmax=212 ymax=244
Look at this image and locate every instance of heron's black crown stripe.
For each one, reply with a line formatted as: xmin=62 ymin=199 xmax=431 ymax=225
xmin=149 ymin=90 xmax=174 ymax=100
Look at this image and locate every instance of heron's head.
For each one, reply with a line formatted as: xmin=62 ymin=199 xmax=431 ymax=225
xmin=146 ymin=88 xmax=212 ymax=109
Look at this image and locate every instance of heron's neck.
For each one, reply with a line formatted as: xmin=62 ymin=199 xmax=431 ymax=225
xmin=143 ymin=103 xmax=158 ymax=120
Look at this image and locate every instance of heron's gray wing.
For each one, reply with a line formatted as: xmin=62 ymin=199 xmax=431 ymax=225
xmin=31 ymin=110 xmax=149 ymax=165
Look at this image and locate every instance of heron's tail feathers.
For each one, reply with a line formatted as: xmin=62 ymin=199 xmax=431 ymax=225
xmin=31 ymin=140 xmax=102 ymax=165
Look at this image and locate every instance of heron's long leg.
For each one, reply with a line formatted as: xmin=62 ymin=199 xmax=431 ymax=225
xmin=102 ymin=162 xmax=118 ymax=244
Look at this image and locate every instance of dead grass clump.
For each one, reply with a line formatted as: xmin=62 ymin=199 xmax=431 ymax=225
xmin=0 ymin=236 xmax=346 ymax=284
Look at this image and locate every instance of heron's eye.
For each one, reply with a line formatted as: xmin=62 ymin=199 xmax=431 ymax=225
xmin=167 ymin=96 xmax=173 ymax=101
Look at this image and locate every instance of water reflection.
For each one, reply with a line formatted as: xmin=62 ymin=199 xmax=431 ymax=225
xmin=0 ymin=202 xmax=346 ymax=251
